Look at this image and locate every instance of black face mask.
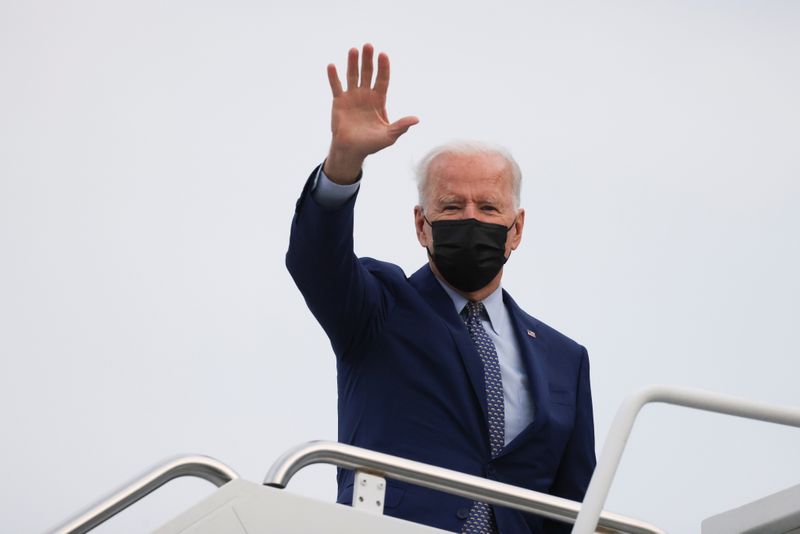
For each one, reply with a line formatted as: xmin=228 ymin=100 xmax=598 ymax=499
xmin=425 ymin=217 xmax=515 ymax=293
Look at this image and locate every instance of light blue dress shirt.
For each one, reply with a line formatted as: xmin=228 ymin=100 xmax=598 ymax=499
xmin=435 ymin=281 xmax=534 ymax=445
xmin=311 ymin=166 xmax=361 ymax=207
xmin=312 ymin=166 xmax=535 ymax=444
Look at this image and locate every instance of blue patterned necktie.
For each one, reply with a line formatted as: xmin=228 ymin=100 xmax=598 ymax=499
xmin=462 ymin=301 xmax=504 ymax=534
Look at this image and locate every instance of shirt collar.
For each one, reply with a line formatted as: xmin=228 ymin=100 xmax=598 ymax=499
xmin=436 ymin=278 xmax=504 ymax=336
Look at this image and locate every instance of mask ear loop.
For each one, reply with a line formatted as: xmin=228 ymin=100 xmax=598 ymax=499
xmin=421 ymin=214 xmax=435 ymax=259
xmin=502 ymin=217 xmax=519 ymax=262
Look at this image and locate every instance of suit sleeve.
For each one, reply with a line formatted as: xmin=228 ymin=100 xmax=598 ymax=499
xmin=545 ymin=346 xmax=596 ymax=532
xmin=285 ymin=165 xmax=392 ymax=359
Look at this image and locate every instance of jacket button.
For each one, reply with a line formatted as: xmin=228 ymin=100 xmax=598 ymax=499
xmin=456 ymin=508 xmax=470 ymax=519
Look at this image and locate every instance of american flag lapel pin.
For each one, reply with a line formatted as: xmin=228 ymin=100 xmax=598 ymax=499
xmin=527 ymin=329 xmax=536 ymax=338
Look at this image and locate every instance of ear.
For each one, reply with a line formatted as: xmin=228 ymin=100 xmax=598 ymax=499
xmin=414 ymin=205 xmax=430 ymax=248
xmin=510 ymin=208 xmax=525 ymax=250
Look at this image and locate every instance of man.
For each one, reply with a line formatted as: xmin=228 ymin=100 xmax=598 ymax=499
xmin=286 ymin=44 xmax=595 ymax=533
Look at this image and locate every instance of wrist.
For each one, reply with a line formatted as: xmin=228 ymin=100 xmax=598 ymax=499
xmin=323 ymin=147 xmax=365 ymax=184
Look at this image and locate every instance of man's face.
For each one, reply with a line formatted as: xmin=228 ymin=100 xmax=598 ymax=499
xmin=414 ymin=152 xmax=525 ymax=259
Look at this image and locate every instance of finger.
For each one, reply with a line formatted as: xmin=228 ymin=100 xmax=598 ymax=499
xmin=327 ymin=64 xmax=343 ymax=97
xmin=388 ymin=115 xmax=420 ymax=139
xmin=346 ymin=47 xmax=359 ymax=90
xmin=360 ymin=43 xmax=374 ymax=88
xmin=374 ymin=52 xmax=390 ymax=96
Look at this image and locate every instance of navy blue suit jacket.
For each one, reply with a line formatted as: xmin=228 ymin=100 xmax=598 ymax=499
xmin=286 ymin=167 xmax=596 ymax=533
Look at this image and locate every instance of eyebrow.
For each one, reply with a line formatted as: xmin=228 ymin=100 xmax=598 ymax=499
xmin=434 ymin=195 xmax=504 ymax=206
xmin=435 ymin=195 xmax=464 ymax=205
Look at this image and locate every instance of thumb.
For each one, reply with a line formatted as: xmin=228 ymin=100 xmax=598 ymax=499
xmin=388 ymin=115 xmax=420 ymax=138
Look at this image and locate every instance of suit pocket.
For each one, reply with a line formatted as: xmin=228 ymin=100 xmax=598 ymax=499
xmin=550 ymin=388 xmax=575 ymax=406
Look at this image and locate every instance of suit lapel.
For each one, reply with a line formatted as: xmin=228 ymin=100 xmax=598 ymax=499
xmin=410 ymin=265 xmax=489 ymax=423
xmin=498 ymin=290 xmax=552 ymax=456
xmin=409 ymin=267 xmax=552 ymax=456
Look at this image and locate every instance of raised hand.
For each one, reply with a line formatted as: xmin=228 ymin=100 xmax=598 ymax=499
xmin=323 ymin=44 xmax=419 ymax=184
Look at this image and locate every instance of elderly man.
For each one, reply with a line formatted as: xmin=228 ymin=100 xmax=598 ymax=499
xmin=286 ymin=44 xmax=595 ymax=534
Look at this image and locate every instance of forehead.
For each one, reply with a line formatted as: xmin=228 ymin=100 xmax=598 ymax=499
xmin=425 ymin=152 xmax=514 ymax=202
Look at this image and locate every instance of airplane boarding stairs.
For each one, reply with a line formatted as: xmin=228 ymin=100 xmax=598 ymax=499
xmin=50 ymin=386 xmax=800 ymax=534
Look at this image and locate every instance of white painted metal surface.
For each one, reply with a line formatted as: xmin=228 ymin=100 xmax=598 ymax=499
xmin=352 ymin=471 xmax=387 ymax=515
xmin=702 ymin=483 xmax=800 ymax=534
xmin=154 ymin=479 xmax=449 ymax=534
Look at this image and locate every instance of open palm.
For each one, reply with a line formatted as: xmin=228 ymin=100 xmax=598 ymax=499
xmin=324 ymin=44 xmax=418 ymax=182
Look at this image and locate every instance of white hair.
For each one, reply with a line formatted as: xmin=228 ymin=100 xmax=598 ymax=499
xmin=415 ymin=140 xmax=522 ymax=210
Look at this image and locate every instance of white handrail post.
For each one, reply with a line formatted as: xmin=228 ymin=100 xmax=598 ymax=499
xmin=572 ymin=386 xmax=800 ymax=534
xmin=49 ymin=455 xmax=239 ymax=534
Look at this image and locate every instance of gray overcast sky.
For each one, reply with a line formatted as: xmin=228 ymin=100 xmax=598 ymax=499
xmin=1 ymin=1 xmax=799 ymax=532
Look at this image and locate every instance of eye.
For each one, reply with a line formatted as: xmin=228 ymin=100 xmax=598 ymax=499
xmin=481 ymin=205 xmax=499 ymax=212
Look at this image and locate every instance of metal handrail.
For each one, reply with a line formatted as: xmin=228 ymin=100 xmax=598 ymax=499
xmin=49 ymin=455 xmax=239 ymax=534
xmin=264 ymin=440 xmax=666 ymax=534
xmin=573 ymin=385 xmax=800 ymax=534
